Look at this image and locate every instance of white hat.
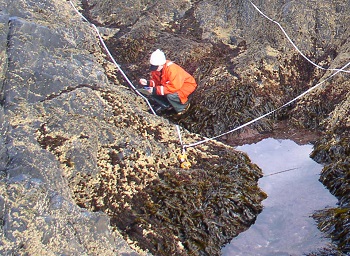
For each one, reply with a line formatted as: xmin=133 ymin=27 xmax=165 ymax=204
xmin=150 ymin=49 xmax=166 ymax=66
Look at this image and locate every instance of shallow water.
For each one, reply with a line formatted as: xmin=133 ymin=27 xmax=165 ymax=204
xmin=221 ymin=138 xmax=337 ymax=256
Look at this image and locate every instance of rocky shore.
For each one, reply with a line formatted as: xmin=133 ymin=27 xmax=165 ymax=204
xmin=0 ymin=0 xmax=349 ymax=255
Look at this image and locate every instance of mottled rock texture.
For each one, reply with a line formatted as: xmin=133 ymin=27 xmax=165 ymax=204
xmin=84 ymin=0 xmax=350 ymax=254
xmin=0 ymin=0 xmax=349 ymax=255
xmin=0 ymin=0 xmax=266 ymax=255
xmin=0 ymin=1 xmax=139 ymax=255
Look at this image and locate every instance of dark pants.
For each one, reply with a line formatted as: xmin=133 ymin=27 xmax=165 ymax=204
xmin=152 ymin=92 xmax=188 ymax=113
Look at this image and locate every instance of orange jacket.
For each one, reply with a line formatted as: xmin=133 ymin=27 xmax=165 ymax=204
xmin=148 ymin=60 xmax=197 ymax=103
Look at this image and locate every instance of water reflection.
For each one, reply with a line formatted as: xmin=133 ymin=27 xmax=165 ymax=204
xmin=222 ymin=138 xmax=337 ymax=256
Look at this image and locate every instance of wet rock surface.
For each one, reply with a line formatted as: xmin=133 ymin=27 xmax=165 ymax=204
xmin=85 ymin=0 xmax=350 ymax=254
xmin=0 ymin=0 xmax=349 ymax=255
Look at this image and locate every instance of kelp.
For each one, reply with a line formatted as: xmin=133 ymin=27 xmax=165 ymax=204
xmin=70 ymin=135 xmax=266 ymax=256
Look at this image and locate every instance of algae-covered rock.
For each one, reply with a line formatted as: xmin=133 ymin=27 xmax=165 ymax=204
xmin=89 ymin=0 xmax=349 ymax=139
xmin=0 ymin=0 xmax=266 ymax=255
xmin=310 ymin=91 xmax=350 ymax=253
xmin=85 ymin=0 xmax=350 ymax=254
xmin=1 ymin=0 xmax=350 ymax=255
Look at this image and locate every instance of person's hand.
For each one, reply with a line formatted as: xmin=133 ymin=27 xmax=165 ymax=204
xmin=144 ymin=87 xmax=153 ymax=94
xmin=139 ymin=78 xmax=147 ymax=85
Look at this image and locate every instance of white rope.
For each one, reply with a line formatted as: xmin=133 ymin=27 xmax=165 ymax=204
xmin=68 ymin=1 xmax=193 ymax=150
xmin=176 ymin=124 xmax=188 ymax=154
xmin=184 ymin=60 xmax=350 ymax=149
xmin=248 ymin=0 xmax=350 ymax=73
xmin=176 ymin=125 xmax=183 ymax=146
xmin=68 ymin=0 xmax=350 ymax=152
xmin=68 ymin=1 xmax=157 ymax=115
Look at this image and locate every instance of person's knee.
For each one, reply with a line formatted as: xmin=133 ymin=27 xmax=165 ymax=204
xmin=166 ymin=93 xmax=180 ymax=102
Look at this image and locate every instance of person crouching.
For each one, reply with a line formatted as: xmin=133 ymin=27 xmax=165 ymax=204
xmin=139 ymin=49 xmax=197 ymax=115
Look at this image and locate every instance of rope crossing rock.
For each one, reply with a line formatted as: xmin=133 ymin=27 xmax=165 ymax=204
xmin=68 ymin=0 xmax=350 ymax=169
xmin=248 ymin=0 xmax=350 ymax=74
xmin=68 ymin=0 xmax=157 ymax=115
xmin=69 ymin=1 xmax=191 ymax=168
xmin=181 ymin=1 xmax=350 ymax=149
xmin=183 ymin=60 xmax=350 ymax=149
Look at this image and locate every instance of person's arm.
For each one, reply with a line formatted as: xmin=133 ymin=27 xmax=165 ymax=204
xmin=139 ymin=71 xmax=161 ymax=87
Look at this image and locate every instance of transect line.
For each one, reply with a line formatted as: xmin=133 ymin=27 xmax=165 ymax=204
xmin=68 ymin=0 xmax=349 ymax=153
xmin=176 ymin=125 xmax=184 ymax=150
xmin=67 ymin=2 xmax=189 ymax=147
xmin=262 ymin=167 xmax=300 ymax=178
xmin=183 ymin=60 xmax=350 ymax=149
xmin=68 ymin=1 xmax=157 ymax=115
xmin=248 ymin=0 xmax=350 ymax=73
